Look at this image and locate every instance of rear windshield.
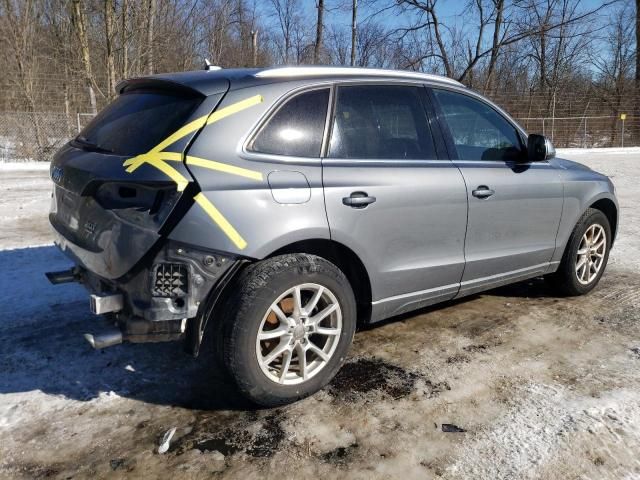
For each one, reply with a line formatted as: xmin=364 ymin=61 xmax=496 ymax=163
xmin=76 ymin=89 xmax=203 ymax=156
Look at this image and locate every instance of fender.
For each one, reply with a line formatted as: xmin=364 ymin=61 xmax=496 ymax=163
xmin=551 ymin=175 xmax=618 ymax=266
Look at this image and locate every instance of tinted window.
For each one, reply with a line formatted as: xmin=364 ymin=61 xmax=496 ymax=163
xmin=433 ymin=89 xmax=523 ymax=161
xmin=77 ymin=90 xmax=203 ymax=156
xmin=328 ymin=85 xmax=436 ymax=160
xmin=249 ymin=89 xmax=329 ymax=157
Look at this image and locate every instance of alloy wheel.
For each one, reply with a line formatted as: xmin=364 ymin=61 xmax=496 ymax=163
xmin=255 ymin=283 xmax=342 ymax=385
xmin=575 ymin=223 xmax=606 ymax=285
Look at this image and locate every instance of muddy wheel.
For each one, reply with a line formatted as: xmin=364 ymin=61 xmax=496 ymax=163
xmin=220 ymin=253 xmax=356 ymax=407
xmin=546 ymin=208 xmax=611 ymax=296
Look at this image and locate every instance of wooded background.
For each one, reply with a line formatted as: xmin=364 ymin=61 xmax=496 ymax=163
xmin=0 ymin=0 xmax=638 ymax=159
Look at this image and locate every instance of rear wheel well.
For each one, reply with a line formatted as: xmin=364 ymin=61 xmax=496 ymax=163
xmin=270 ymin=239 xmax=372 ymax=326
xmin=589 ymin=198 xmax=617 ymax=244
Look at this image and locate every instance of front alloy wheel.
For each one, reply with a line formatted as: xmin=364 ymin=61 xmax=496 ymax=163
xmin=575 ymin=223 xmax=606 ymax=285
xmin=546 ymin=207 xmax=611 ymax=296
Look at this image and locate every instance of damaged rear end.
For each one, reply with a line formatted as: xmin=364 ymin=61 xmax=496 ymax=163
xmin=47 ymin=75 xmax=240 ymax=352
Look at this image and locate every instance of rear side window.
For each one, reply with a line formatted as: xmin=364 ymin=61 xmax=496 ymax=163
xmin=432 ymin=89 xmax=524 ymax=161
xmin=77 ymin=90 xmax=203 ymax=156
xmin=328 ymin=85 xmax=436 ymax=160
xmin=248 ymin=89 xmax=330 ymax=157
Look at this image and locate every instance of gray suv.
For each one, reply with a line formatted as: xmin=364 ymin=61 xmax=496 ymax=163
xmin=47 ymin=66 xmax=618 ymax=406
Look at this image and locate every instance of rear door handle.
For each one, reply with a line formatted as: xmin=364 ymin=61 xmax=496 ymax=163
xmin=342 ymin=191 xmax=376 ymax=208
xmin=472 ymin=186 xmax=495 ymax=199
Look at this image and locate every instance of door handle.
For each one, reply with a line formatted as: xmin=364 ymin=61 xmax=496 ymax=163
xmin=472 ymin=186 xmax=495 ymax=199
xmin=342 ymin=191 xmax=376 ymax=208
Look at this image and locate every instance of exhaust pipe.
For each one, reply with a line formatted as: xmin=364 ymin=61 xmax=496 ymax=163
xmin=84 ymin=329 xmax=123 ymax=349
xmin=45 ymin=268 xmax=78 ymax=285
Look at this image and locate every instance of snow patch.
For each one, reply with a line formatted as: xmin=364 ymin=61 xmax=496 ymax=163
xmin=446 ymin=383 xmax=640 ymax=479
xmin=0 ymin=161 xmax=51 ymax=171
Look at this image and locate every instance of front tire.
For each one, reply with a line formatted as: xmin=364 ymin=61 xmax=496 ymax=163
xmin=547 ymin=208 xmax=611 ymax=296
xmin=220 ymin=254 xmax=356 ymax=407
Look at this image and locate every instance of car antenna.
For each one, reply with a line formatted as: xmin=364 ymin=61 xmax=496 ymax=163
xmin=203 ymin=58 xmax=222 ymax=71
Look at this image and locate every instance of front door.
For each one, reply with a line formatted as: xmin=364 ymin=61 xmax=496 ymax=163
xmin=430 ymin=87 xmax=563 ymax=296
xmin=322 ymin=84 xmax=468 ymax=320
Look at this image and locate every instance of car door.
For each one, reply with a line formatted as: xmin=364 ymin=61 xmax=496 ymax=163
xmin=429 ymin=87 xmax=563 ymax=296
xmin=322 ymin=83 xmax=468 ymax=321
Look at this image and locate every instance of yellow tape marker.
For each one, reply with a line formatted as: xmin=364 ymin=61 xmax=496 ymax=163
xmin=151 ymin=116 xmax=208 ymax=154
xmin=186 ymin=156 xmax=263 ymax=181
xmin=123 ymin=95 xmax=264 ymax=174
xmin=193 ymin=193 xmax=247 ymax=250
xmin=124 ymin=151 xmax=182 ymax=171
xmin=121 ymin=94 xmax=265 ymax=248
xmin=205 ymin=95 xmax=263 ymax=126
xmin=146 ymin=157 xmax=190 ymax=191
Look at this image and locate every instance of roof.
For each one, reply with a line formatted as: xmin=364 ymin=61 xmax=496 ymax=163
xmin=118 ymin=66 xmax=464 ymax=96
xmin=254 ymin=66 xmax=464 ymax=87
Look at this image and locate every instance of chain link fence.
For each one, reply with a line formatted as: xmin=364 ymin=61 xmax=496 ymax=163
xmin=517 ymin=115 xmax=638 ymax=148
xmin=0 ymin=112 xmax=96 ymax=162
xmin=0 ymin=97 xmax=638 ymax=162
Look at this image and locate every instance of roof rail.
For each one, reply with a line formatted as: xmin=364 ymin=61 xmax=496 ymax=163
xmin=254 ymin=66 xmax=464 ymax=87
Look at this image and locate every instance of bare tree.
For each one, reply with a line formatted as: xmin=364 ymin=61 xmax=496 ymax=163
xmin=0 ymin=0 xmax=47 ymax=152
xmin=121 ymin=0 xmax=128 ymax=78
xmin=395 ymin=0 xmax=615 ymax=83
xmin=146 ymin=0 xmax=156 ymax=74
xmin=0 ymin=0 xmax=635 ymax=153
xmin=269 ymin=0 xmax=303 ymax=63
xmin=592 ymin=2 xmax=635 ymax=143
xmin=71 ymin=0 xmax=100 ymax=113
xmin=314 ymin=0 xmax=325 ymax=63
xmin=351 ymin=0 xmax=357 ymax=66
xmin=104 ymin=0 xmax=116 ymax=99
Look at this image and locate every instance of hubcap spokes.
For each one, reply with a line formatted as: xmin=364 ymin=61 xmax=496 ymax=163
xmin=575 ymin=223 xmax=606 ymax=285
xmin=256 ymin=283 xmax=342 ymax=385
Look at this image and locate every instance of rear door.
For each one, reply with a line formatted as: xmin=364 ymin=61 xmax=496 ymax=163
xmin=429 ymin=87 xmax=563 ymax=296
xmin=322 ymin=83 xmax=468 ymax=320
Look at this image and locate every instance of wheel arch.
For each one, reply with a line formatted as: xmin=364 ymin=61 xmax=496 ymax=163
xmin=268 ymin=239 xmax=373 ymax=326
xmin=589 ymin=197 xmax=618 ymax=245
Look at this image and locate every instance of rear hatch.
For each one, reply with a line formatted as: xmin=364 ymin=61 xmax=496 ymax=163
xmin=50 ymin=79 xmax=228 ymax=279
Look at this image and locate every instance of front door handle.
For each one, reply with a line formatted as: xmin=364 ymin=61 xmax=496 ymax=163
xmin=472 ymin=185 xmax=495 ymax=199
xmin=342 ymin=191 xmax=376 ymax=209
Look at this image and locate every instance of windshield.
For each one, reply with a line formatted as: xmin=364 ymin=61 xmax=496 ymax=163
xmin=76 ymin=89 xmax=203 ymax=156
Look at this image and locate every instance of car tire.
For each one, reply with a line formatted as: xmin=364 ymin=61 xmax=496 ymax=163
xmin=219 ymin=253 xmax=356 ymax=407
xmin=546 ymin=208 xmax=611 ymax=296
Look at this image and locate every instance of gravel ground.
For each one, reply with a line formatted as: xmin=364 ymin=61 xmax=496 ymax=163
xmin=0 ymin=150 xmax=639 ymax=479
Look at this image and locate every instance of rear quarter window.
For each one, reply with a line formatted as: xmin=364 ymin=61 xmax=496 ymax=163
xmin=77 ymin=90 xmax=203 ymax=156
xmin=247 ymin=88 xmax=330 ymax=158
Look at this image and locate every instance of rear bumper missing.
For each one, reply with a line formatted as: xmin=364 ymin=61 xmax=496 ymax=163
xmin=47 ymin=238 xmax=240 ymax=348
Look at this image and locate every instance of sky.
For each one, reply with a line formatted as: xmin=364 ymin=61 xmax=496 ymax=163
xmin=296 ymin=0 xmax=621 ymax=35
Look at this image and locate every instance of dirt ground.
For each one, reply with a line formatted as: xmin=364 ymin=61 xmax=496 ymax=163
xmin=1 ymin=150 xmax=639 ymax=480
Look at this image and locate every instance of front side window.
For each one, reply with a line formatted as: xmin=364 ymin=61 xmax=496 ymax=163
xmin=248 ymin=88 xmax=330 ymax=157
xmin=328 ymin=85 xmax=436 ymax=160
xmin=432 ymin=89 xmax=524 ymax=161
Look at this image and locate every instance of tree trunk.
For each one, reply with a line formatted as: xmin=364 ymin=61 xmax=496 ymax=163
xmin=484 ymin=0 xmax=504 ymax=92
xmin=539 ymin=29 xmax=547 ymax=96
xmin=121 ymin=0 xmax=128 ymax=78
xmin=314 ymin=0 xmax=324 ymax=64
xmin=351 ymin=0 xmax=357 ymax=66
xmin=146 ymin=0 xmax=156 ymax=74
xmin=428 ymin=4 xmax=452 ymax=78
xmin=71 ymin=0 xmax=97 ymax=114
xmin=104 ymin=0 xmax=116 ymax=99
xmin=251 ymin=29 xmax=258 ymax=66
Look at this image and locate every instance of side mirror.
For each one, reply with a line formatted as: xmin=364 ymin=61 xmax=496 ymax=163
xmin=527 ymin=134 xmax=555 ymax=162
